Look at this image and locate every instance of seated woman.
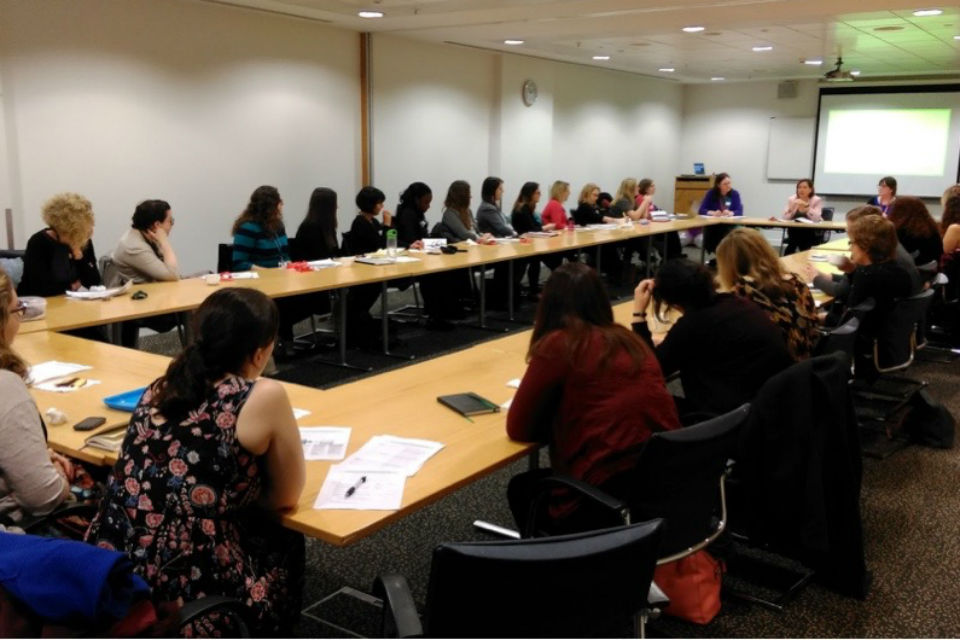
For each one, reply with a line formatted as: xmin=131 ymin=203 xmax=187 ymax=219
xmin=476 ymin=177 xmax=524 ymax=309
xmin=609 ymin=178 xmax=651 ymax=282
xmin=940 ymin=194 xmax=960 ymax=299
xmin=0 ymin=269 xmax=72 ymax=530
xmin=781 ymin=178 xmax=823 ymax=255
xmin=716 ymin=228 xmax=819 ymax=360
xmin=867 ymin=176 xmax=897 ymax=214
xmin=345 ymin=186 xmax=395 ymax=343
xmin=86 ymin=288 xmax=305 ymax=636
xmin=808 ymin=206 xmax=921 ymax=304
xmin=434 ymin=180 xmax=490 ymax=244
xmin=393 ymin=182 xmax=467 ymax=327
xmin=231 ymin=186 xmax=310 ymax=357
xmin=637 ymin=178 xmax=683 ymax=261
xmin=572 ymin=183 xmax=619 ymax=280
xmin=110 ymin=199 xmax=182 ymax=347
xmin=18 ymin=193 xmax=105 ymax=342
xmin=887 ymin=196 xmax=943 ymax=267
xmin=511 ymin=182 xmax=545 ymax=296
xmin=843 ymin=215 xmax=913 ymax=377
xmin=698 ymin=172 xmax=743 ymax=254
xmin=632 ymin=259 xmax=792 ymax=417
xmin=294 ymin=187 xmax=340 ymax=262
xmin=506 ymin=263 xmax=680 ymax=531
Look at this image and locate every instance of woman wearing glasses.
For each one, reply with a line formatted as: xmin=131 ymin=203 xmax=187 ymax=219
xmin=0 ymin=269 xmax=73 ymax=530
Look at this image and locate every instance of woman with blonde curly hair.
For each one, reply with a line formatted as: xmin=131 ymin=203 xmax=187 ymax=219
xmin=716 ymin=228 xmax=819 ymax=360
xmin=0 ymin=268 xmax=73 ymax=529
xmin=18 ymin=193 xmax=101 ymax=297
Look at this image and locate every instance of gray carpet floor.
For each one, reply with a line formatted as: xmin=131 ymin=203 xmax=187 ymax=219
xmin=137 ymin=282 xmax=960 ymax=638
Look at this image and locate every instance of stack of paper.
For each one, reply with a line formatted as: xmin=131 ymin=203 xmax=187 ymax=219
xmin=313 ymin=435 xmax=444 ymax=511
xmin=65 ymin=281 xmax=133 ymax=300
xmin=28 ymin=361 xmax=91 ymax=386
xmin=299 ymin=426 xmax=351 ymax=461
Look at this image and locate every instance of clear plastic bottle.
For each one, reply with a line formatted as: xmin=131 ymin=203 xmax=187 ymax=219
xmin=386 ymin=228 xmax=398 ymax=260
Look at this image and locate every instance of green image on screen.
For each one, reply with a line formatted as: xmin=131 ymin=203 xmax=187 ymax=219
xmin=823 ymin=108 xmax=951 ymax=176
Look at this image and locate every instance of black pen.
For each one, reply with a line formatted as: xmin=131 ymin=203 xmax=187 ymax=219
xmin=344 ymin=475 xmax=367 ymax=498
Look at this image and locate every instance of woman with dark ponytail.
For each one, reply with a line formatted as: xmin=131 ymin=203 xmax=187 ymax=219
xmin=86 ymin=288 xmax=306 ymax=636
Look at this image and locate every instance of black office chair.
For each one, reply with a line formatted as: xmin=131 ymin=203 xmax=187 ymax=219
xmin=372 ymin=520 xmax=664 ymax=638
xmin=813 ymin=315 xmax=859 ymax=365
xmin=216 ymin=243 xmax=233 ymax=273
xmin=514 ymin=405 xmax=749 ymax=564
xmin=813 ymin=206 xmax=836 ymax=244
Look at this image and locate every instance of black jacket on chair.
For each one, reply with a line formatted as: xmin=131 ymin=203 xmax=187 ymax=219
xmin=734 ymin=352 xmax=869 ymax=599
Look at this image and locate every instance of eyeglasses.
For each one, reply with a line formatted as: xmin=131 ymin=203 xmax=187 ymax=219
xmin=10 ymin=300 xmax=26 ymax=319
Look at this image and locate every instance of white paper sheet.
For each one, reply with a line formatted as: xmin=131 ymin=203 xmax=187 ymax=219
xmin=501 ymin=397 xmax=513 ymax=410
xmin=299 ymin=426 xmax=351 ymax=461
xmin=313 ymin=467 xmax=406 ymax=511
xmin=338 ymin=435 xmax=444 ymax=477
xmin=223 ymin=271 xmax=259 ymax=280
xmin=506 ymin=378 xmax=521 ymax=389
xmin=293 ymin=408 xmax=311 ymax=420
xmin=65 ymin=281 xmax=133 ymax=300
xmin=34 ymin=379 xmax=100 ymax=393
xmin=306 ymin=259 xmax=341 ymax=269
xmin=28 ymin=361 xmax=92 ymax=385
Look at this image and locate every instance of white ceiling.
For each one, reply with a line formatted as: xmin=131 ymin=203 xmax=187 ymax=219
xmin=203 ymin=0 xmax=960 ymax=82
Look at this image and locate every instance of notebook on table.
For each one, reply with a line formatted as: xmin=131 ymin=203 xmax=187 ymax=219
xmin=437 ymin=392 xmax=501 ymax=417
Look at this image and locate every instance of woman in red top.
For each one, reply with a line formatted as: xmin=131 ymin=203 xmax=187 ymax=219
xmin=540 ymin=180 xmax=571 ymax=229
xmin=506 ymin=262 xmax=680 ymax=530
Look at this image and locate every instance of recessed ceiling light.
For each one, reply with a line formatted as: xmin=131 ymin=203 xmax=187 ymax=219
xmin=711 ymin=76 xmax=725 ymax=81
xmin=954 ymin=35 xmax=960 ymax=40
xmin=504 ymin=40 xmax=525 ymax=45
xmin=752 ymin=45 xmax=773 ymax=52
xmin=592 ymin=55 xmax=611 ymax=61
xmin=682 ymin=26 xmax=705 ymax=33
xmin=358 ymin=10 xmax=383 ymax=18
xmin=659 ymin=67 xmax=675 ymax=72
xmin=804 ymin=58 xmax=823 ymax=65
xmin=913 ymin=8 xmax=943 ymax=16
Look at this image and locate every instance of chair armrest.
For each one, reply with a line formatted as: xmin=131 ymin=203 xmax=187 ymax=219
xmin=849 ymin=297 xmax=876 ymax=314
xmin=372 ymin=574 xmax=423 ymax=638
xmin=178 ymin=596 xmax=252 ymax=637
xmin=525 ymin=474 xmax=629 ymax=537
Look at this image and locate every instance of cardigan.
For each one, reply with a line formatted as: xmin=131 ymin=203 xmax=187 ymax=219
xmin=507 ymin=328 xmax=680 ymax=495
xmin=110 ymin=228 xmax=179 ymax=285
xmin=511 ymin=205 xmax=542 ymax=234
xmin=573 ymin=202 xmax=604 ymax=226
xmin=438 ymin=208 xmax=478 ymax=242
xmin=17 ymin=229 xmax=101 ymax=297
xmin=540 ymin=199 xmax=569 ymax=229
xmin=231 ymin=221 xmax=289 ymax=270
xmin=394 ymin=204 xmax=428 ymax=248
xmin=348 ymin=214 xmax=391 ymax=254
xmin=632 ymin=293 xmax=792 ymax=415
xmin=476 ymin=201 xmax=516 ymax=237
xmin=698 ymin=189 xmax=743 ymax=216
xmin=782 ymin=194 xmax=823 ymax=222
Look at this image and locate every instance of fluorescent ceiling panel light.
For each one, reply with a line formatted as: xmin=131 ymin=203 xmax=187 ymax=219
xmin=752 ymin=45 xmax=773 ymax=52
xmin=358 ymin=10 xmax=383 ymax=18
xmin=912 ymin=9 xmax=943 ymax=16
xmin=593 ymin=55 xmax=611 ymax=60
xmin=504 ymin=39 xmax=525 ymax=45
xmin=682 ymin=26 xmax=705 ymax=33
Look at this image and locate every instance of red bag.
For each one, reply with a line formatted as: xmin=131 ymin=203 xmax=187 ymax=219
xmin=652 ymin=550 xmax=723 ymax=625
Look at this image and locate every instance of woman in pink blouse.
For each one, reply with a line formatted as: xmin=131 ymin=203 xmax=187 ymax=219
xmin=782 ymin=178 xmax=824 ymax=254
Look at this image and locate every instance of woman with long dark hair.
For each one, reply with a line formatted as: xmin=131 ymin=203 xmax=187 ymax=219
xmin=507 ymin=263 xmax=679 ymax=529
xmin=87 ymin=288 xmax=305 ymax=636
xmin=294 ymin=187 xmax=339 ymax=260
xmin=887 ymin=196 xmax=943 ymax=266
xmin=633 ymin=259 xmax=791 ymax=416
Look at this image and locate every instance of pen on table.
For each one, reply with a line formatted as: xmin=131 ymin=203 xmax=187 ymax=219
xmin=344 ymin=475 xmax=367 ymax=498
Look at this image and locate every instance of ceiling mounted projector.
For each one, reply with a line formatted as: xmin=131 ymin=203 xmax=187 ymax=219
xmin=823 ymin=56 xmax=855 ymax=82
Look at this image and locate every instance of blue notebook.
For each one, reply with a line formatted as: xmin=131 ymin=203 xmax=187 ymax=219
xmin=102 ymin=387 xmax=147 ymax=412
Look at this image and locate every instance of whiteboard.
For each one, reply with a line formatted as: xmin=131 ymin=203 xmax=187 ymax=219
xmin=766 ymin=117 xmax=816 ymax=180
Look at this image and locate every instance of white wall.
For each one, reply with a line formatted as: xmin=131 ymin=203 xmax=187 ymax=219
xmin=0 ymin=0 xmax=361 ymax=273
xmin=680 ymin=79 xmax=945 ymax=221
xmin=372 ymin=36 xmax=683 ymax=219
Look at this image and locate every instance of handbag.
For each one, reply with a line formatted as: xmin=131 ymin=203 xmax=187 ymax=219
xmin=652 ymin=550 xmax=723 ymax=625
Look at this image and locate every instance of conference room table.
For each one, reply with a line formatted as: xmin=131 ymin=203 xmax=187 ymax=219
xmin=22 ymin=233 xmax=845 ymax=546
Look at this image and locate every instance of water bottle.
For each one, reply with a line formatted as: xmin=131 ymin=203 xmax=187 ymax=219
xmin=386 ymin=229 xmax=398 ymax=260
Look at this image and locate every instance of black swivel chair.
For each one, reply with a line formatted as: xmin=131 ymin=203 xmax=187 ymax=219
xmin=373 ymin=520 xmax=664 ymax=638
xmin=216 ymin=243 xmax=233 ymax=273
xmin=813 ymin=206 xmax=836 ymax=245
xmin=813 ymin=315 xmax=860 ymax=364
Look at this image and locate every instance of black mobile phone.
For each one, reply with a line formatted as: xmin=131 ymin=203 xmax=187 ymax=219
xmin=73 ymin=416 xmax=107 ymax=431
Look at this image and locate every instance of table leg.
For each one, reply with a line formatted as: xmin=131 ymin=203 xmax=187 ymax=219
xmin=508 ymin=260 xmax=515 ymax=322
xmin=381 ymin=280 xmax=414 ymax=361
xmin=310 ymin=288 xmax=372 ymax=372
xmin=779 ymin=228 xmax=787 ymax=256
xmin=645 ymin=235 xmax=653 ymax=277
xmin=479 ymin=265 xmax=487 ymax=329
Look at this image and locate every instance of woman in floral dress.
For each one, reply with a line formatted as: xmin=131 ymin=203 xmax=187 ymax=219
xmin=86 ymin=288 xmax=305 ymax=636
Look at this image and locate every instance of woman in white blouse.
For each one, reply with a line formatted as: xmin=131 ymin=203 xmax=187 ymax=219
xmin=782 ymin=178 xmax=824 ymax=255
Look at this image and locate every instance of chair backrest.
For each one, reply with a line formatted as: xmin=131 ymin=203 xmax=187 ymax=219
xmin=98 ymin=254 xmax=121 ymax=288
xmin=340 ymin=231 xmax=354 ymax=256
xmin=627 ymin=404 xmax=749 ymax=560
xmin=873 ymin=288 xmax=935 ymax=370
xmin=286 ymin=236 xmax=305 ymax=262
xmin=424 ymin=520 xmax=663 ymax=638
xmin=216 ymin=244 xmax=233 ymax=273
xmin=821 ymin=207 xmax=835 ymax=222
xmin=814 ymin=315 xmax=859 ymax=360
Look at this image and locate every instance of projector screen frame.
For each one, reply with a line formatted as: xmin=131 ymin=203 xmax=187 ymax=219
xmin=812 ymin=83 xmax=960 ymax=197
